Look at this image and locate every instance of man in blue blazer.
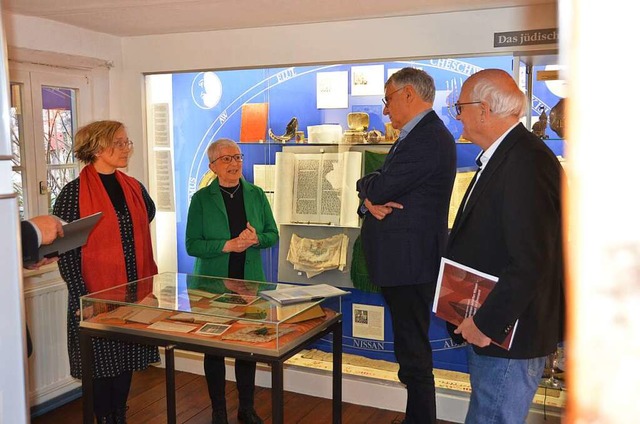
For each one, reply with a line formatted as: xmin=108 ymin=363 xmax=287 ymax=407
xmin=446 ymin=69 xmax=564 ymax=423
xmin=356 ymin=68 xmax=456 ymax=424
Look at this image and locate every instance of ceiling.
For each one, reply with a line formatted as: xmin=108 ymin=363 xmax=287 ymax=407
xmin=2 ymin=0 xmax=554 ymax=37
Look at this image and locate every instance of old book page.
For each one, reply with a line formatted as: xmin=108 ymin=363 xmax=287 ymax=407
xmin=274 ymin=151 xmax=361 ymax=226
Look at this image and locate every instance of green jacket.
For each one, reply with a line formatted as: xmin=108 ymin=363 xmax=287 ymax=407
xmin=185 ymin=178 xmax=278 ymax=281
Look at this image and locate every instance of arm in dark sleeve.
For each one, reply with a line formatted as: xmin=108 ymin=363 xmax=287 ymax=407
xmin=474 ymin=149 xmax=563 ymax=343
xmin=140 ymin=182 xmax=156 ymax=222
xmin=357 ymin=133 xmax=440 ymax=204
xmin=21 ymin=221 xmax=40 ymax=265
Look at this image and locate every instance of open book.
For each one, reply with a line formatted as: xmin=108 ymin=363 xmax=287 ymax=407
xmin=433 ymin=258 xmax=518 ymax=350
xmin=259 ymin=283 xmax=349 ymax=305
xmin=274 ymin=151 xmax=362 ymax=227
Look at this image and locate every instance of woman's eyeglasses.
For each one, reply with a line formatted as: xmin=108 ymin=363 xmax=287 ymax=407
xmin=113 ymin=139 xmax=134 ymax=150
xmin=211 ymin=154 xmax=244 ymax=164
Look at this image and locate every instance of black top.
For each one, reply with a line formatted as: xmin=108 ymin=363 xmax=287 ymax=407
xmin=99 ymin=172 xmax=126 ymax=213
xmin=220 ymin=183 xmax=247 ymax=279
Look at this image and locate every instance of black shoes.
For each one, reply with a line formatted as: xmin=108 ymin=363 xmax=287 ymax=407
xmin=237 ymin=408 xmax=263 ymax=424
xmin=211 ymin=409 xmax=229 ymax=424
xmin=95 ymin=414 xmax=113 ymax=424
xmin=113 ymin=406 xmax=128 ymax=424
xmin=211 ymin=407 xmax=262 ymax=424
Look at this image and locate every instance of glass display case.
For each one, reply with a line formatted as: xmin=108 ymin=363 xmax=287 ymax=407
xmin=78 ymin=273 xmax=344 ymax=424
xmin=80 ymin=272 xmax=343 ymax=356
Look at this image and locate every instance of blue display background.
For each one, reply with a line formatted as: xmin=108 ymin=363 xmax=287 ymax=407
xmin=170 ymin=56 xmax=564 ymax=373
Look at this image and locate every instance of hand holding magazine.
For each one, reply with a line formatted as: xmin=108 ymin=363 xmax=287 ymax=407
xmin=432 ymin=258 xmax=518 ymax=350
xmin=38 ymin=212 xmax=103 ymax=260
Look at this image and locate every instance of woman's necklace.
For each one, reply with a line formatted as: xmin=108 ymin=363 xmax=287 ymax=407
xmin=219 ymin=184 xmax=241 ymax=198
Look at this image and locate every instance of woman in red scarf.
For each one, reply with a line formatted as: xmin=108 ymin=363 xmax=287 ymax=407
xmin=53 ymin=120 xmax=158 ymax=424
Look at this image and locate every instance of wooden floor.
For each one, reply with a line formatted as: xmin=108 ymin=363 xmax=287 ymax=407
xmin=32 ymin=367 xmax=455 ymax=423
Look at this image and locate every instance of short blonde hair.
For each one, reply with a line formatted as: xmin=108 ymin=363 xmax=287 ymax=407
xmin=74 ymin=120 xmax=124 ymax=164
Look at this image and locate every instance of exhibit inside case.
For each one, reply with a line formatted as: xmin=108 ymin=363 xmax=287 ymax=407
xmin=144 ymin=53 xmax=566 ymax=375
xmin=80 ymin=272 xmax=343 ymax=356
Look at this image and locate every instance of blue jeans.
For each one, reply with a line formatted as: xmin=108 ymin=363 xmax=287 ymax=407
xmin=465 ymin=345 xmax=546 ymax=424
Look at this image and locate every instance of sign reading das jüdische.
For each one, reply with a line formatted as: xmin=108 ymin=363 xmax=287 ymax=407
xmin=494 ymin=28 xmax=558 ymax=48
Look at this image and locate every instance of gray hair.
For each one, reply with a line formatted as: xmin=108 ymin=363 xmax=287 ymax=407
xmin=386 ymin=67 xmax=436 ymax=103
xmin=207 ymin=138 xmax=239 ymax=163
xmin=468 ymin=70 xmax=528 ymax=118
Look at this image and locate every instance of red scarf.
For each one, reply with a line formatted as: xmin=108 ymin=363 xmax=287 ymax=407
xmin=79 ymin=164 xmax=158 ymax=294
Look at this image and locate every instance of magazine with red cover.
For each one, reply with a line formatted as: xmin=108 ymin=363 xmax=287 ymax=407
xmin=432 ymin=258 xmax=518 ymax=350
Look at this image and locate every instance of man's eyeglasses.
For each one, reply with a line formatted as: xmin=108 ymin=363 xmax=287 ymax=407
xmin=452 ymin=101 xmax=482 ymax=116
xmin=113 ymin=139 xmax=134 ymax=150
xmin=211 ymin=154 xmax=244 ymax=164
xmin=382 ymin=86 xmax=405 ymax=106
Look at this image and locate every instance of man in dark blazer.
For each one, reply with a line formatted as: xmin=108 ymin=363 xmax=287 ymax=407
xmin=446 ymin=69 xmax=564 ymax=423
xmin=356 ymin=67 xmax=456 ymax=424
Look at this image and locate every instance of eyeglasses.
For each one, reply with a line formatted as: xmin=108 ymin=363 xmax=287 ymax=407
xmin=382 ymin=86 xmax=405 ymax=106
xmin=113 ymin=139 xmax=134 ymax=150
xmin=211 ymin=154 xmax=244 ymax=164
xmin=452 ymin=101 xmax=482 ymax=116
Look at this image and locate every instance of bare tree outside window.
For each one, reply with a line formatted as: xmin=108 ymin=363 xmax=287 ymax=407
xmin=42 ymin=87 xmax=77 ymax=213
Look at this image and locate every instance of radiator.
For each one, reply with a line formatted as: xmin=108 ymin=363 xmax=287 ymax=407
xmin=23 ymin=270 xmax=80 ymax=406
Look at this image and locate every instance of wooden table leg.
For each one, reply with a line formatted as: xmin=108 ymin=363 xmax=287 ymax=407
xmin=80 ymin=330 xmax=94 ymax=424
xmin=165 ymin=345 xmax=177 ymax=424
xmin=333 ymin=321 xmax=343 ymax=424
xmin=271 ymin=361 xmax=284 ymax=424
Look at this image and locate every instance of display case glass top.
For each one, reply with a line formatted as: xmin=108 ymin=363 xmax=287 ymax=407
xmin=80 ymin=273 xmax=342 ymax=356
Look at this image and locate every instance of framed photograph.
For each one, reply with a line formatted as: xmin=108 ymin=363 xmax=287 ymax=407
xmin=351 ymin=65 xmax=385 ymax=96
xmin=195 ymin=322 xmax=232 ymax=336
xmin=316 ymin=71 xmax=348 ymax=109
xmin=352 ymin=304 xmax=385 ymax=341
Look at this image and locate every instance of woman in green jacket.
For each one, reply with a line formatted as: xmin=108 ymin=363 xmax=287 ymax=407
xmin=186 ymin=138 xmax=278 ymax=424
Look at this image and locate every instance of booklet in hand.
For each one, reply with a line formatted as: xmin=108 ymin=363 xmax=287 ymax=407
xmin=259 ymin=283 xmax=349 ymax=305
xmin=38 ymin=212 xmax=103 ymax=260
xmin=432 ymin=257 xmax=518 ymax=350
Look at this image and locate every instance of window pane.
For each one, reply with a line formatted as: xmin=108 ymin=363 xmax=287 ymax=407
xmin=10 ymin=83 xmax=26 ymax=219
xmin=47 ymin=165 xmax=77 ymax=212
xmin=42 ymin=86 xmax=77 ymax=212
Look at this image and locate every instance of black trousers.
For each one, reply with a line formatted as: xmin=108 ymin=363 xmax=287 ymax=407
xmin=92 ymin=370 xmax=133 ymax=417
xmin=381 ymin=284 xmax=436 ymax=424
xmin=204 ymin=354 xmax=257 ymax=412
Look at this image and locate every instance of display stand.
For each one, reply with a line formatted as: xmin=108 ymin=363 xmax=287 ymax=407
xmin=77 ymin=273 xmax=344 ymax=424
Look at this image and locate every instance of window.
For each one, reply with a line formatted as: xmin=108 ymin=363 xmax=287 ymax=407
xmin=10 ymin=68 xmax=91 ymax=216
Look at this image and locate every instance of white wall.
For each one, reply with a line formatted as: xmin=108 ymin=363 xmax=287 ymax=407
xmin=2 ymin=12 xmax=123 ymax=120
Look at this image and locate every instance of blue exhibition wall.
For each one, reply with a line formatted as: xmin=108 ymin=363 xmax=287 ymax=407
xmin=170 ymin=55 xmax=564 ymax=373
